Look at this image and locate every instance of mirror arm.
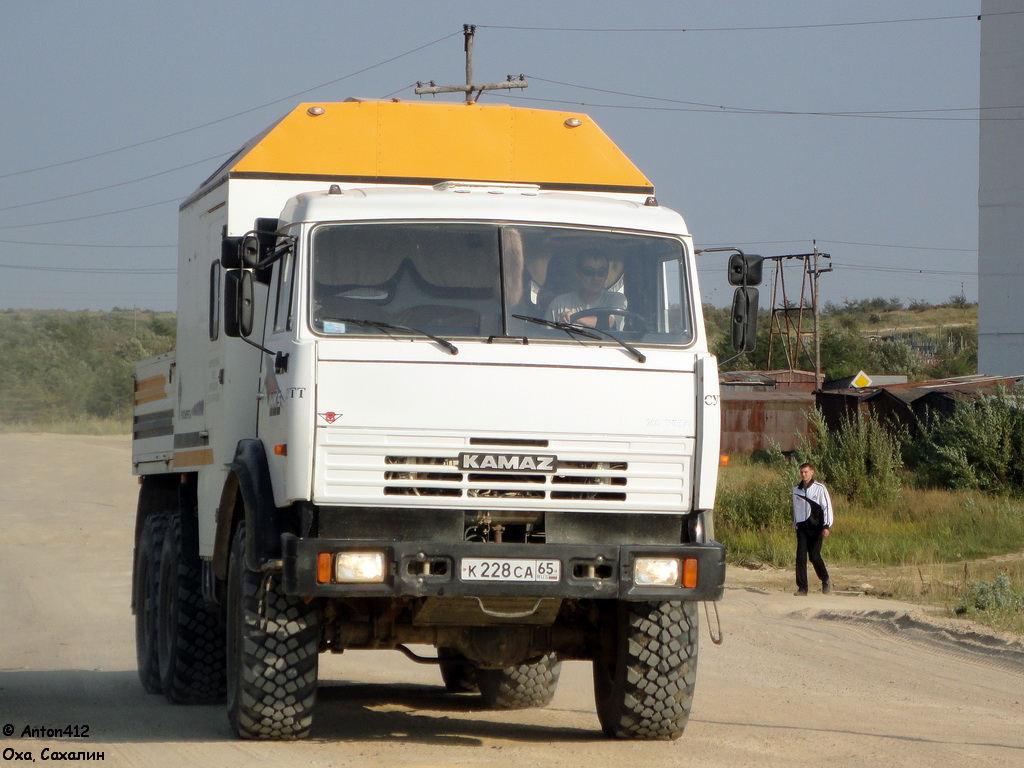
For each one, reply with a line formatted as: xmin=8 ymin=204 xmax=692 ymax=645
xmin=239 ymin=336 xmax=289 ymax=373
xmin=255 ymin=236 xmax=296 ymax=271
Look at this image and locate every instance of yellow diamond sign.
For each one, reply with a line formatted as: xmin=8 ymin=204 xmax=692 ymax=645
xmin=851 ymin=370 xmax=873 ymax=388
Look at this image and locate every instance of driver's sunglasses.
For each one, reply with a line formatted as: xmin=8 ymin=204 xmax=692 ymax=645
xmin=579 ymin=265 xmax=609 ymax=277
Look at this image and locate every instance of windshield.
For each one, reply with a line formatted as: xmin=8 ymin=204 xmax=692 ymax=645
xmin=310 ymin=223 xmax=693 ymax=344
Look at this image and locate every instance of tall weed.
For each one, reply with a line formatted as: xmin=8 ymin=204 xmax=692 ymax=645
xmin=798 ymin=409 xmax=904 ymax=506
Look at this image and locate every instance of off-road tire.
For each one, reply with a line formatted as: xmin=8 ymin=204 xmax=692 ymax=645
xmin=157 ymin=510 xmax=226 ymax=704
xmin=477 ymin=653 xmax=561 ymax=709
xmin=593 ymin=600 xmax=699 ymax=740
xmin=438 ymin=648 xmax=478 ymax=693
xmin=133 ymin=512 xmax=167 ymax=694
xmin=226 ymin=524 xmax=318 ymax=739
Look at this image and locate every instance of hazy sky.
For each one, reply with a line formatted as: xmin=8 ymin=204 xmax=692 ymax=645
xmin=0 ymin=1 xmax=983 ymax=311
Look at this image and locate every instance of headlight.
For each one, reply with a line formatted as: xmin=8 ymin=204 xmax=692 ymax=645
xmin=633 ymin=557 xmax=680 ymax=586
xmin=334 ymin=552 xmax=387 ymax=583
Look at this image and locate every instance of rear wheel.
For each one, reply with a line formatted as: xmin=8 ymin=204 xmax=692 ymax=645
xmin=157 ymin=511 xmax=226 ymax=704
xmin=438 ymin=648 xmax=478 ymax=693
xmin=593 ymin=600 xmax=699 ymax=740
xmin=477 ymin=653 xmax=561 ymax=709
xmin=226 ymin=523 xmax=319 ymax=739
xmin=133 ymin=512 xmax=166 ymax=694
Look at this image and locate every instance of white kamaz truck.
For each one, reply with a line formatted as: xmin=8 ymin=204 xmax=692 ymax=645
xmin=130 ymin=98 xmax=759 ymax=741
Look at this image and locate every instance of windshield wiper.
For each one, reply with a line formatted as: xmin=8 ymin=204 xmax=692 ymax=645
xmin=577 ymin=325 xmax=646 ymax=363
xmin=330 ymin=318 xmax=458 ymax=355
xmin=512 ymin=314 xmax=645 ymax=363
xmin=512 ymin=314 xmax=602 ymax=340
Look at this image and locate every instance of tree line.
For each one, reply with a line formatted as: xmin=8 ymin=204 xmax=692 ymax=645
xmin=706 ymin=295 xmax=977 ymax=381
xmin=0 ymin=309 xmax=175 ymax=426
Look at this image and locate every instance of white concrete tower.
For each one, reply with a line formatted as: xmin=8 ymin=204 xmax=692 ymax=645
xmin=979 ymin=0 xmax=1024 ymax=373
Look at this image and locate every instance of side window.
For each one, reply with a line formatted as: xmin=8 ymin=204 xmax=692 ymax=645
xmin=209 ymin=260 xmax=221 ymax=341
xmin=273 ymin=247 xmax=295 ymax=333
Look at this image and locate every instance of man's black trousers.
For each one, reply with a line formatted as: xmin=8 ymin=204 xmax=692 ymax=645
xmin=795 ymin=523 xmax=830 ymax=591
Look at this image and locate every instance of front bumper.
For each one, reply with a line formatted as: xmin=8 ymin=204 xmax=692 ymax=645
xmin=281 ymin=535 xmax=726 ymax=602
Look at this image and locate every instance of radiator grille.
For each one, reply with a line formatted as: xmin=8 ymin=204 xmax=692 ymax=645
xmin=316 ymin=435 xmax=691 ymax=511
xmin=382 ymin=455 xmax=627 ymax=500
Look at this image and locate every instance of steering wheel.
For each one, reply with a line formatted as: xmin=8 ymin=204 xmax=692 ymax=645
xmin=568 ymin=307 xmax=647 ymax=333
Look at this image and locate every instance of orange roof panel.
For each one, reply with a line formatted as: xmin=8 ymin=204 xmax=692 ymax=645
xmin=227 ymin=100 xmax=653 ymax=194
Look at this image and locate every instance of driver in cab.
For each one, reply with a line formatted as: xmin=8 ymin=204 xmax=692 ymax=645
xmin=547 ymin=252 xmax=627 ymax=330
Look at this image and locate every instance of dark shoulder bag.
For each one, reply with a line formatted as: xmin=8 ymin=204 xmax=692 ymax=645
xmin=802 ymin=491 xmax=825 ymax=529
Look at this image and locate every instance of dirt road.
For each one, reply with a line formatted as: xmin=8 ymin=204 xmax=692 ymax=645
xmin=1 ymin=434 xmax=1022 ymax=767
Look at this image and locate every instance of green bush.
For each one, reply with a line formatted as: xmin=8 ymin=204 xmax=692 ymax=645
xmin=916 ymin=388 xmax=1024 ymax=494
xmin=797 ymin=409 xmax=904 ymax=506
xmin=955 ymin=572 xmax=1024 ymax=615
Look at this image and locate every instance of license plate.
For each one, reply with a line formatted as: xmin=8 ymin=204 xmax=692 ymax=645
xmin=460 ymin=557 xmax=561 ymax=582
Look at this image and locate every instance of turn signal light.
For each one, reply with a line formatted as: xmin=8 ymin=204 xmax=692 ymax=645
xmin=682 ymin=558 xmax=699 ymax=589
xmin=317 ymin=552 xmax=332 ymax=584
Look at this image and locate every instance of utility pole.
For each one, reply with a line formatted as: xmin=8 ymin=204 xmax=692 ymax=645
xmin=415 ymin=25 xmax=528 ymax=104
xmin=808 ymin=242 xmax=834 ymax=389
xmin=765 ymin=249 xmax=831 ymax=388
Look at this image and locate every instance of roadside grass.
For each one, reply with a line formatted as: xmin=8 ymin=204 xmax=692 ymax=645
xmin=861 ymin=305 xmax=974 ymax=333
xmin=0 ymin=417 xmax=130 ymax=435
xmin=886 ymin=561 xmax=1024 ymax=635
xmin=716 ymin=457 xmax=1024 ymax=633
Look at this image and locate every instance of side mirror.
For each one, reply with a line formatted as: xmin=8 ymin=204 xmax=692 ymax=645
xmin=731 ymin=287 xmax=759 ymax=352
xmin=728 ymin=253 xmax=763 ymax=286
xmin=221 ymin=237 xmax=243 ymax=269
xmin=254 ymin=218 xmax=280 ymax=257
xmin=224 ymin=270 xmax=254 ymax=338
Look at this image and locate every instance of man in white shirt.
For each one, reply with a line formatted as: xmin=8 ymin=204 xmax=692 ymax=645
xmin=547 ymin=253 xmax=627 ymax=329
xmin=792 ymin=462 xmax=833 ymax=595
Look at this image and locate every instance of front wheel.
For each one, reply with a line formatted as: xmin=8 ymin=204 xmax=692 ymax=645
xmin=593 ymin=600 xmax=699 ymax=740
xmin=226 ymin=523 xmax=319 ymax=739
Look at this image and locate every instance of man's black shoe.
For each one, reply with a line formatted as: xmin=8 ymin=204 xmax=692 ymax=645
xmin=822 ymin=581 xmax=832 ymax=594
xmin=794 ymin=589 xmax=808 ymax=596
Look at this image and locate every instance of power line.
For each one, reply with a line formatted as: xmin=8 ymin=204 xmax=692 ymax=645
xmin=509 ymin=92 xmax=1003 ymax=122
xmin=0 ymin=30 xmax=461 ymax=181
xmin=823 ymin=239 xmax=977 ymax=253
xmin=0 ymin=239 xmax=173 ymax=248
xmin=700 ymin=239 xmax=977 ymax=253
xmin=836 ymin=264 xmax=976 ymax=276
xmin=0 ymin=152 xmax=231 ymax=213
xmin=512 ymin=88 xmax=1008 ymax=123
xmin=527 ymin=75 xmax=1000 ymax=119
xmin=0 ymin=263 xmax=174 ymax=274
xmin=478 ymin=14 xmax=1005 ymax=33
xmin=0 ymin=197 xmax=181 ymax=230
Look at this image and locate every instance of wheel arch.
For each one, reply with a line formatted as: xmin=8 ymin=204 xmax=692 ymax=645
xmin=213 ymin=439 xmax=287 ymax=579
